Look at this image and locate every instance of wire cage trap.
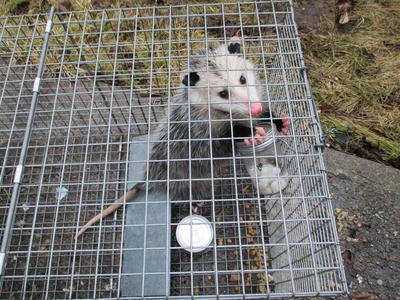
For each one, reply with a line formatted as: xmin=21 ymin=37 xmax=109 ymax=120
xmin=0 ymin=1 xmax=347 ymax=299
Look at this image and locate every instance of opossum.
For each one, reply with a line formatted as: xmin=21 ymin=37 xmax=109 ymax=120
xmin=75 ymin=37 xmax=289 ymax=239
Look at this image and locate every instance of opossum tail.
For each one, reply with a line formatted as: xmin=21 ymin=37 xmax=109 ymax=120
xmin=74 ymin=187 xmax=140 ymax=239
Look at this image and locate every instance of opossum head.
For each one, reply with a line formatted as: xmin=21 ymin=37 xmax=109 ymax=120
xmin=181 ymin=37 xmax=264 ymax=120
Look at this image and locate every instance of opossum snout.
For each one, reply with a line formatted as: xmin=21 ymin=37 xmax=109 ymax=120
xmin=250 ymin=103 xmax=263 ymax=117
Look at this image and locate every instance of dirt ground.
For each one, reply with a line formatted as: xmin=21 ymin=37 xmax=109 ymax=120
xmin=293 ymin=0 xmax=336 ymax=32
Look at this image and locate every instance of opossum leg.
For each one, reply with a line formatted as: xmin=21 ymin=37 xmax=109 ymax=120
xmin=74 ymin=187 xmax=139 ymax=239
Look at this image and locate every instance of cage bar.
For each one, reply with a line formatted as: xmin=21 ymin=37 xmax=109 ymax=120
xmin=0 ymin=1 xmax=347 ymax=299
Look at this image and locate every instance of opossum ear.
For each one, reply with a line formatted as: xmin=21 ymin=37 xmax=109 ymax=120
xmin=182 ymin=72 xmax=200 ymax=86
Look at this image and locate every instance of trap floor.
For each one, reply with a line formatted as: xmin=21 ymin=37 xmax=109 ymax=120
xmin=122 ymin=134 xmax=169 ymax=297
xmin=122 ymin=134 xmax=275 ymax=297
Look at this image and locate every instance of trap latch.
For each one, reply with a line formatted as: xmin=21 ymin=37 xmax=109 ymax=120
xmin=314 ymin=127 xmax=337 ymax=151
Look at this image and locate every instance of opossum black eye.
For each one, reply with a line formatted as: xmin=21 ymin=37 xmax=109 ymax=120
xmin=240 ymin=75 xmax=246 ymax=85
xmin=182 ymin=72 xmax=200 ymax=86
xmin=219 ymin=90 xmax=229 ymax=99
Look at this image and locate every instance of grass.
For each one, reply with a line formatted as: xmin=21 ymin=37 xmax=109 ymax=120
xmin=0 ymin=0 xmax=42 ymax=15
xmin=301 ymin=0 xmax=400 ymax=166
xmin=1 ymin=0 xmax=399 ymax=167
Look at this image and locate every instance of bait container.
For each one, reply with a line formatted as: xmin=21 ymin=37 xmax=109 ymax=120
xmin=176 ymin=215 xmax=214 ymax=253
xmin=235 ymin=124 xmax=289 ymax=195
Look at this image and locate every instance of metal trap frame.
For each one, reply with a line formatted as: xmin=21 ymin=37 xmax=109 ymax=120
xmin=0 ymin=1 xmax=347 ymax=299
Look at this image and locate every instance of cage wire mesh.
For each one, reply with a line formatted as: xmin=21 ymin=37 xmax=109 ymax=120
xmin=0 ymin=1 xmax=347 ymax=299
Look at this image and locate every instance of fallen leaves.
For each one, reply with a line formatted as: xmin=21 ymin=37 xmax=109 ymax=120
xmin=352 ymin=292 xmax=375 ymax=300
xmin=58 ymin=0 xmax=72 ymax=13
xmin=241 ymin=184 xmax=252 ymax=194
xmin=249 ymin=248 xmax=258 ymax=258
xmin=335 ymin=208 xmax=360 ymax=242
xmin=339 ymin=10 xmax=350 ymax=25
xmin=230 ymin=273 xmax=240 ymax=282
xmin=337 ymin=0 xmax=354 ymax=25
xmin=319 ymin=104 xmax=339 ymax=114
xmin=247 ymin=224 xmax=257 ymax=236
xmin=341 ymin=249 xmax=354 ymax=270
xmin=346 ymin=237 xmax=359 ymax=243
xmin=341 ymin=249 xmax=356 ymax=283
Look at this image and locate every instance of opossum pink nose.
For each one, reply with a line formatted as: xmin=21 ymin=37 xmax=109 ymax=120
xmin=250 ymin=103 xmax=263 ymax=117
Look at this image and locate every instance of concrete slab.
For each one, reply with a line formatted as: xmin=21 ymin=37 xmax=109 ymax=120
xmin=324 ymin=149 xmax=400 ymax=299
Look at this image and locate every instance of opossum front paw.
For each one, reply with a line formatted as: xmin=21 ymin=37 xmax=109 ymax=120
xmin=280 ymin=116 xmax=290 ymax=135
xmin=243 ymin=127 xmax=267 ymax=146
xmin=242 ymin=117 xmax=290 ymax=146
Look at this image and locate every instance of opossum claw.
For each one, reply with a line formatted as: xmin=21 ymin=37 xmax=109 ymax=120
xmin=244 ymin=126 xmax=267 ymax=145
xmin=281 ymin=116 xmax=290 ymax=135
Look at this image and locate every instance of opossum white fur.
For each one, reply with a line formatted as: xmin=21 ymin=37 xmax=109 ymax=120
xmin=75 ymin=37 xmax=286 ymax=239
xmin=244 ymin=159 xmax=289 ymax=195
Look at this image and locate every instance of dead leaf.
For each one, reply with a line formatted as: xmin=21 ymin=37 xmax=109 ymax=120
xmin=258 ymin=284 xmax=267 ymax=293
xmin=352 ymin=292 xmax=375 ymax=300
xmin=241 ymin=184 xmax=252 ymax=194
xmin=230 ymin=273 xmax=240 ymax=282
xmin=346 ymin=237 xmax=359 ymax=243
xmin=249 ymin=248 xmax=258 ymax=258
xmin=339 ymin=11 xmax=350 ymax=24
xmin=342 ymin=249 xmax=353 ymax=267
xmin=337 ymin=0 xmax=353 ymax=25
xmin=319 ymin=104 xmax=338 ymax=113
xmin=341 ymin=249 xmax=356 ymax=280
xmin=374 ymin=127 xmax=386 ymax=135
xmin=58 ymin=0 xmax=72 ymax=12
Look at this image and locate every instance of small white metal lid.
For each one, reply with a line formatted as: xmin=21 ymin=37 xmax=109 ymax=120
xmin=176 ymin=215 xmax=213 ymax=253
